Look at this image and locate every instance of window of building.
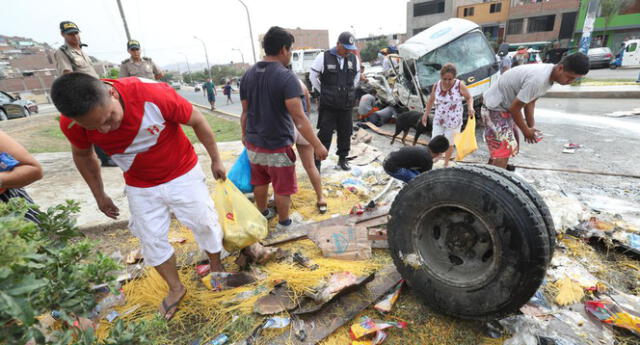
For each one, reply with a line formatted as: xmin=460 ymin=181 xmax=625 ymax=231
xmin=527 ymin=15 xmax=555 ymax=33
xmin=490 ymin=3 xmax=502 ymax=13
xmin=507 ymin=19 xmax=523 ymax=35
xmin=463 ymin=7 xmax=475 ymax=17
xmin=559 ymin=12 xmax=577 ymax=39
xmin=413 ymin=27 xmax=429 ymax=35
xmin=414 ymin=1 xmax=445 ymax=17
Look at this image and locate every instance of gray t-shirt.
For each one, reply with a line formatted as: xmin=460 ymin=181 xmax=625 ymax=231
xmin=483 ymin=64 xmax=554 ymax=112
xmin=358 ymin=94 xmax=376 ymax=115
xmin=240 ymin=61 xmax=303 ymax=149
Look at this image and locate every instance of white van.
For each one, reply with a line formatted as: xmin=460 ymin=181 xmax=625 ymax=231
xmin=290 ymin=49 xmax=324 ymax=85
xmin=384 ymin=18 xmax=498 ymax=114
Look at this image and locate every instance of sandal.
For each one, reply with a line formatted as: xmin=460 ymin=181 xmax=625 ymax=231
xmin=159 ymin=289 xmax=186 ymax=321
xmin=316 ymin=202 xmax=328 ymax=214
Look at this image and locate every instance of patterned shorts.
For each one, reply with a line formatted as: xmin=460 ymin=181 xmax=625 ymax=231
xmin=483 ymin=109 xmax=520 ymax=159
xmin=245 ymin=142 xmax=297 ymax=196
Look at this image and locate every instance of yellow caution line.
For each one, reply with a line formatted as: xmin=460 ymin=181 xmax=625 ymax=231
xmin=466 ymin=78 xmax=491 ymax=89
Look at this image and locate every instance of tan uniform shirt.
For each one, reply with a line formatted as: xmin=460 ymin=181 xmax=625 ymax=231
xmin=54 ymin=44 xmax=99 ymax=78
xmin=119 ymin=57 xmax=161 ymax=79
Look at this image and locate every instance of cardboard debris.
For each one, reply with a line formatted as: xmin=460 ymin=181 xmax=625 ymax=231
xmin=308 ymin=225 xmax=372 ymax=260
xmin=352 ymin=128 xmax=373 ymax=144
xmin=294 ymin=272 xmax=374 ymax=315
xmin=348 ymin=143 xmax=383 ymax=166
xmin=271 ymin=265 xmax=401 ymax=345
xmin=254 ymin=282 xmax=297 ymax=315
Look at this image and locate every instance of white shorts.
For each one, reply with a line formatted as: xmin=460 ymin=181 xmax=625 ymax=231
xmin=125 ymin=163 xmax=223 ymax=266
xmin=432 ymin=123 xmax=461 ymax=145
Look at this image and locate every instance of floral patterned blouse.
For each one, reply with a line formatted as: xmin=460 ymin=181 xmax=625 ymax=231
xmin=434 ymin=79 xmax=463 ymax=129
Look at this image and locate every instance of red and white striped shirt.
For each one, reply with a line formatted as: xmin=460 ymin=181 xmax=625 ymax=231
xmin=60 ymin=77 xmax=197 ymax=188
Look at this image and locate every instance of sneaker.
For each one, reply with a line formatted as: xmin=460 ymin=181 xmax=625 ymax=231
xmin=275 ymin=219 xmax=294 ymax=232
xmin=262 ymin=208 xmax=276 ymax=221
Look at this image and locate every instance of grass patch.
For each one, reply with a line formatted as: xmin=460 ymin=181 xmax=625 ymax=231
xmin=181 ymin=113 xmax=241 ymax=143
xmin=15 ymin=113 xmax=240 ymax=153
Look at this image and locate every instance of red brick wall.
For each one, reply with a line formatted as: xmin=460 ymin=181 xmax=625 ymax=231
xmin=0 ymin=75 xmax=56 ymax=93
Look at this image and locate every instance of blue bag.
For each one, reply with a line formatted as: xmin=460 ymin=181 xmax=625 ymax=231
xmin=0 ymin=153 xmax=19 ymax=172
xmin=227 ymin=148 xmax=253 ymax=193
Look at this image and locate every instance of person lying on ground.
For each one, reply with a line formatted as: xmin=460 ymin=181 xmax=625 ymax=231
xmin=295 ymin=78 xmax=328 ymax=214
xmin=421 ymin=63 xmax=474 ymax=167
xmin=0 ymin=130 xmax=43 ymax=223
xmin=482 ymin=52 xmax=589 ymax=169
xmin=365 ymin=105 xmax=397 ymax=127
xmin=240 ymin=26 xmax=327 ymax=232
xmin=382 ymin=135 xmax=449 ymax=183
xmin=51 ymin=72 xmax=242 ymax=321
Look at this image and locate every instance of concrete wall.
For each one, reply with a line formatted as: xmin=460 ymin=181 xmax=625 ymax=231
xmin=505 ymin=0 xmax=580 ymax=44
xmin=457 ymin=0 xmax=510 ymax=25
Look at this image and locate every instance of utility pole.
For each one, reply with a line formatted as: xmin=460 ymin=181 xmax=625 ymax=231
xmin=194 ymin=36 xmax=212 ymax=81
xmin=116 ymin=0 xmax=132 ymax=41
xmin=232 ymin=48 xmax=245 ymax=65
xmin=180 ymin=53 xmax=192 ymax=75
xmin=579 ymin=0 xmax=600 ymax=54
xmin=237 ymin=0 xmax=257 ymax=64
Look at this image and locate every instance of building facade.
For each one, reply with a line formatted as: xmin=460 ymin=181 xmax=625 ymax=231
xmin=354 ymin=33 xmax=408 ymax=51
xmin=573 ymin=0 xmax=640 ymax=50
xmin=456 ymin=0 xmax=511 ymax=41
xmin=258 ymin=28 xmax=329 ymax=59
xmin=407 ymin=0 xmax=484 ymax=37
xmin=504 ymin=0 xmax=580 ymax=46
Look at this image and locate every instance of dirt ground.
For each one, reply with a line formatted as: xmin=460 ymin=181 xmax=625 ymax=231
xmin=5 ymin=100 xmax=640 ymax=344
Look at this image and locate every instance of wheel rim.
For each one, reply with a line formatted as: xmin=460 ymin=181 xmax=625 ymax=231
xmin=412 ymin=203 xmax=501 ymax=288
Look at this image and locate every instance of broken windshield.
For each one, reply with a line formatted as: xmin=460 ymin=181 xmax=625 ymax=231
xmin=415 ymin=31 xmax=495 ymax=89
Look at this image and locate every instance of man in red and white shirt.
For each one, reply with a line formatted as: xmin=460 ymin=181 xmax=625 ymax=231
xmin=51 ymin=73 xmax=227 ymax=320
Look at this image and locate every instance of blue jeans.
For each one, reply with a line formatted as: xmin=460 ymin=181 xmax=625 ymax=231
xmin=387 ymin=168 xmax=420 ymax=183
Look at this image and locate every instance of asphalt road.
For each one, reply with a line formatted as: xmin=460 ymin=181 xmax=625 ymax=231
xmin=584 ymin=66 xmax=639 ymax=80
xmin=178 ymin=87 xmax=242 ymax=115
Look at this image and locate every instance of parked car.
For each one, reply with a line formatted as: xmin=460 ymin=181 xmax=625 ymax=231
xmin=0 ymin=91 xmax=37 ymax=120
xmin=587 ymin=47 xmax=613 ymax=69
xmin=170 ymin=81 xmax=181 ymax=90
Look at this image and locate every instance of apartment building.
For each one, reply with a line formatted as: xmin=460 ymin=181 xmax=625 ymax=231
xmin=407 ymin=0 xmax=483 ymax=37
xmin=456 ymin=0 xmax=511 ymax=41
xmin=504 ymin=0 xmax=580 ymax=46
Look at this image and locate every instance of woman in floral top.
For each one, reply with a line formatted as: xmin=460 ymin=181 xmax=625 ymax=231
xmin=421 ymin=63 xmax=474 ymax=167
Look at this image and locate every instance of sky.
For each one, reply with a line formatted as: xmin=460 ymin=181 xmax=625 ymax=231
xmin=2 ymin=0 xmax=407 ymax=69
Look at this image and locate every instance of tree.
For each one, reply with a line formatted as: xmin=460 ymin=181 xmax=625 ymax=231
xmin=105 ymin=68 xmax=119 ymax=79
xmin=360 ymin=38 xmax=389 ymax=63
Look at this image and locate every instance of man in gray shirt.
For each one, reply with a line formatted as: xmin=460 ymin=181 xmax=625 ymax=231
xmin=357 ymin=89 xmax=377 ymax=119
xmin=482 ymin=53 xmax=589 ymax=169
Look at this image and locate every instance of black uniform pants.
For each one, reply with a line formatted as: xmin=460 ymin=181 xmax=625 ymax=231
xmin=317 ymin=106 xmax=352 ymax=158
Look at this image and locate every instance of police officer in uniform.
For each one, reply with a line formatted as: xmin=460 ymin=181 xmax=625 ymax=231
xmin=310 ymin=32 xmax=360 ymax=171
xmin=54 ymin=21 xmax=99 ymax=78
xmin=54 ymin=21 xmax=115 ymax=167
xmin=119 ymin=40 xmax=163 ymax=80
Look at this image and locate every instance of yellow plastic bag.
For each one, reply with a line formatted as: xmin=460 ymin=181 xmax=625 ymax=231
xmin=213 ymin=179 xmax=268 ymax=252
xmin=454 ymin=115 xmax=478 ymax=161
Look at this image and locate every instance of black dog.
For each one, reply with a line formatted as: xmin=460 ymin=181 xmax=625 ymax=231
xmin=391 ymin=110 xmax=432 ymax=146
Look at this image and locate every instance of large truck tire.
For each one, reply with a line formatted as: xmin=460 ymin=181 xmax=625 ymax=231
xmin=458 ymin=164 xmax=556 ymax=257
xmin=388 ymin=166 xmax=551 ymax=320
